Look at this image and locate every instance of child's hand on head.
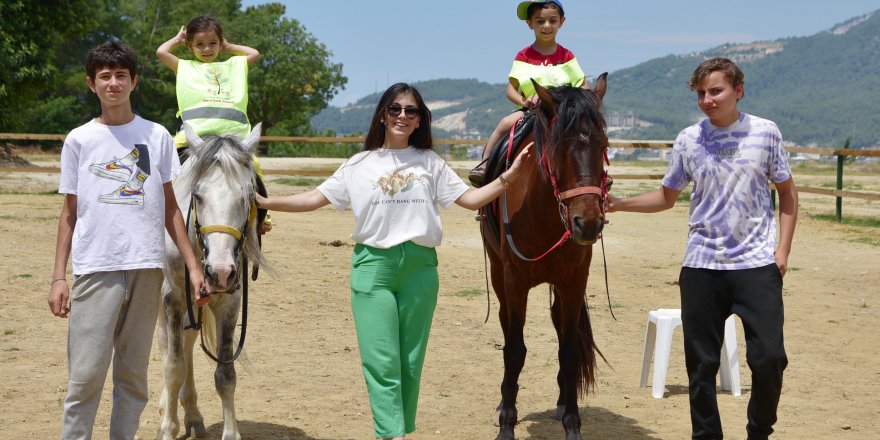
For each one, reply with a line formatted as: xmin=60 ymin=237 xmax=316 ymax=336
xmin=176 ymin=25 xmax=186 ymax=43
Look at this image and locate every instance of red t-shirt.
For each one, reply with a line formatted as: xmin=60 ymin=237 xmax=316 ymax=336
xmin=514 ymin=44 xmax=576 ymax=66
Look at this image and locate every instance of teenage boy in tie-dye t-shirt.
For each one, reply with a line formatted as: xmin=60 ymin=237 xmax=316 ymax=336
xmin=607 ymin=57 xmax=798 ymax=440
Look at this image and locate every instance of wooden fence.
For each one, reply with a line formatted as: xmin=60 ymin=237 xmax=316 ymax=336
xmin=3 ymin=133 xmax=879 ymax=221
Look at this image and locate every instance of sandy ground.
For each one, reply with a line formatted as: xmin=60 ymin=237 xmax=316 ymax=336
xmin=1 ymin=157 xmax=878 ymax=439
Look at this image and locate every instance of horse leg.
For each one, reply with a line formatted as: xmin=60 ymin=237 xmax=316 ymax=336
xmin=157 ymin=291 xmax=186 ymax=440
xmin=554 ymin=284 xmax=598 ymax=440
xmin=496 ymin=284 xmax=529 ymax=440
xmin=213 ymin=297 xmax=241 ymax=440
xmin=180 ymin=328 xmax=206 ymax=437
xmin=550 ymin=294 xmax=565 ymax=421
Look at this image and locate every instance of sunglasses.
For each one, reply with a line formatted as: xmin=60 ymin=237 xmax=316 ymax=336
xmin=386 ymin=104 xmax=420 ymax=119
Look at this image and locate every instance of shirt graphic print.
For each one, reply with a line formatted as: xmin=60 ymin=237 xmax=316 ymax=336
xmin=87 ymin=143 xmax=151 ymax=206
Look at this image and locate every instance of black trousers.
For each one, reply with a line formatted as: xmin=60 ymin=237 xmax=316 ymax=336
xmin=679 ymin=264 xmax=788 ymax=440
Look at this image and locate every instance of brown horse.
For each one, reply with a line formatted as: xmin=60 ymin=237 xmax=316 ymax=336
xmin=479 ymin=74 xmax=610 ymax=440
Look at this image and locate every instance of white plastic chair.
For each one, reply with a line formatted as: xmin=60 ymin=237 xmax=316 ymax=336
xmin=640 ymin=308 xmax=741 ymax=398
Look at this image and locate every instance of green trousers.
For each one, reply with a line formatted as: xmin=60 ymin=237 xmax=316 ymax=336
xmin=350 ymin=241 xmax=439 ymax=438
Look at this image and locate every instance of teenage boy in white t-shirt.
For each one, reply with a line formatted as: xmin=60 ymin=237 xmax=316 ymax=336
xmin=47 ymin=41 xmax=209 ymax=439
xmin=607 ymin=58 xmax=798 ymax=440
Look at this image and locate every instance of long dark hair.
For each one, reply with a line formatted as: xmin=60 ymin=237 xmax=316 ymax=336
xmin=363 ymin=83 xmax=432 ymax=150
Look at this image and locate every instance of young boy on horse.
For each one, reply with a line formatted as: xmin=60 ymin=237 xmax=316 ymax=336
xmin=47 ymin=41 xmax=209 ymax=439
xmin=607 ymin=57 xmax=798 ymax=440
xmin=469 ymin=0 xmax=589 ymax=186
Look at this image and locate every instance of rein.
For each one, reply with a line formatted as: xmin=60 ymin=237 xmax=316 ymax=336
xmin=183 ymin=195 xmax=257 ymax=364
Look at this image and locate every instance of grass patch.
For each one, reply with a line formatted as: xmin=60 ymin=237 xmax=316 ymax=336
xmin=273 ymin=176 xmax=324 ymax=187
xmin=17 ymin=274 xmax=32 ymax=279
xmin=4 ymin=329 xmax=14 ymax=336
xmin=849 ymin=235 xmax=880 ymax=246
xmin=818 ymin=181 xmax=864 ymax=190
xmin=0 ymin=190 xmax=60 ymax=196
xmin=3 ymin=347 xmax=21 ymax=352
xmin=452 ymin=288 xmax=484 ymax=298
xmin=808 ymin=213 xmax=880 ymax=228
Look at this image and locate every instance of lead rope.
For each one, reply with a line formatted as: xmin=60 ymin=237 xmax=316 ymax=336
xmin=600 ymin=236 xmax=616 ymax=321
xmin=198 ymin=253 xmax=248 ymax=365
xmin=184 ymin=196 xmax=201 ymax=331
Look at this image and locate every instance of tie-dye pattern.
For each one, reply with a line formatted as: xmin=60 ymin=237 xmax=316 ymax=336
xmin=662 ymin=113 xmax=792 ymax=270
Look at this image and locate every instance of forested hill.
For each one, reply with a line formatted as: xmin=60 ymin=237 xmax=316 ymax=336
xmin=312 ymin=10 xmax=880 ymax=149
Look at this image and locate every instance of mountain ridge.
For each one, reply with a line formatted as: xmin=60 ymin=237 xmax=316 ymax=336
xmin=312 ymin=10 xmax=880 ymax=148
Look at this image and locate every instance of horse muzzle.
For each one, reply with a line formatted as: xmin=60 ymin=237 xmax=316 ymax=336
xmin=204 ymin=263 xmax=240 ymax=293
xmin=570 ymin=215 xmax=604 ymax=245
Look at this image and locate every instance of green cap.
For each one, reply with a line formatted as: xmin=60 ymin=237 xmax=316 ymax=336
xmin=517 ymin=0 xmax=565 ymax=20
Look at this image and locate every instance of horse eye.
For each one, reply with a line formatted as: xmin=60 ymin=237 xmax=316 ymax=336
xmin=192 ymin=193 xmax=203 ymax=203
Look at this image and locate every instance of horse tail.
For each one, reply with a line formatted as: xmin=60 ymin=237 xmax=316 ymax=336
xmin=576 ymin=300 xmax=606 ymax=396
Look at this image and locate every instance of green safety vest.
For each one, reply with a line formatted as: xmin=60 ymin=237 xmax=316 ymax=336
xmin=509 ymin=57 xmax=585 ymax=99
xmin=174 ymin=56 xmax=250 ymax=147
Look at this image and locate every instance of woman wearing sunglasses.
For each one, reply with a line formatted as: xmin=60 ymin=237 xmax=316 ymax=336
xmin=257 ymin=83 xmax=531 ymax=439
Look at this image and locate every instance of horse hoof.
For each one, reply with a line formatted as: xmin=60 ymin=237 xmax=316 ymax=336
xmin=495 ymin=428 xmax=516 ymax=440
xmin=186 ymin=420 xmax=207 ymax=438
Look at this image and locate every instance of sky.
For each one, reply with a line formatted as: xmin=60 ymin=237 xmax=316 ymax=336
xmin=241 ymin=1 xmax=880 ymax=106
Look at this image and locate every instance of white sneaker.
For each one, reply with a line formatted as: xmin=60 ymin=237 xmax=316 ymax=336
xmin=98 ymin=185 xmax=144 ymax=205
xmin=89 ymin=149 xmax=139 ymax=182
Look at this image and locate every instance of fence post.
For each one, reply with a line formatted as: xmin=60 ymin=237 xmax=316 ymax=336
xmin=835 ymin=153 xmax=844 ymax=223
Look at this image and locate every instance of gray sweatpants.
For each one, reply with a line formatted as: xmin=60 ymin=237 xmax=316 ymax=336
xmin=61 ymin=268 xmax=163 ymax=440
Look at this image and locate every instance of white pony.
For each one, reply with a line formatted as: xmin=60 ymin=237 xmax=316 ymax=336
xmin=157 ymin=123 xmax=268 ymax=440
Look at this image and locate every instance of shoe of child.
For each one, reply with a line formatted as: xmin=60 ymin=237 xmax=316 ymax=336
xmin=468 ymin=161 xmax=488 ymax=187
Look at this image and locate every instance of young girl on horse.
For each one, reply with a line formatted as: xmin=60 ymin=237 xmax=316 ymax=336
xmin=469 ymin=0 xmax=589 ymax=186
xmin=157 ymin=16 xmax=272 ymax=232
xmin=157 ymin=15 xmax=259 ymax=155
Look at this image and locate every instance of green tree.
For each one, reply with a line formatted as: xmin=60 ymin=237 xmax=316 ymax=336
xmin=0 ymin=0 xmax=104 ymax=131
xmin=229 ymin=3 xmax=346 ymax=135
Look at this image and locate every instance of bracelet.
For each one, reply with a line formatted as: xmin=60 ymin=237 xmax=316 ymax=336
xmin=498 ymin=174 xmax=512 ymax=189
xmin=51 ymin=278 xmax=67 ymax=285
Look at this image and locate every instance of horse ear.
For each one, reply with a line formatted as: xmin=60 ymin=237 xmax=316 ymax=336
xmin=531 ymin=79 xmax=557 ymax=115
xmin=592 ymin=72 xmax=608 ymax=102
xmin=242 ymin=122 xmax=262 ymax=154
xmin=183 ymin=123 xmax=205 ymax=148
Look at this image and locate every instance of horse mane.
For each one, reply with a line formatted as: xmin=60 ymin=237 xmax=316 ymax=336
xmin=536 ymin=86 xmax=608 ymax=167
xmin=177 ymin=134 xmax=269 ymax=269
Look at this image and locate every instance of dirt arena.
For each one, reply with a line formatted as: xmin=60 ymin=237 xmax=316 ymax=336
xmin=1 ymin=155 xmax=878 ymax=439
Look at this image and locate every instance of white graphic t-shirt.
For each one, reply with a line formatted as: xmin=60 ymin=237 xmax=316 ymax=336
xmin=662 ymin=113 xmax=792 ymax=270
xmin=318 ymin=147 xmax=469 ymax=248
xmin=59 ymin=116 xmax=180 ymax=275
